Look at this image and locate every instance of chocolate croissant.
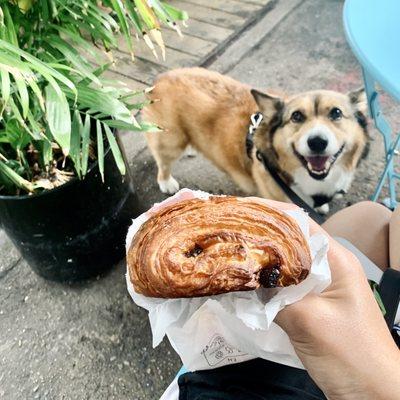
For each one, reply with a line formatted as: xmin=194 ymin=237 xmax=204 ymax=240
xmin=127 ymin=196 xmax=311 ymax=298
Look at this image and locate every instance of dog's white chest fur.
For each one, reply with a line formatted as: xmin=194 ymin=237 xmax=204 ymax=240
xmin=291 ymin=166 xmax=353 ymax=213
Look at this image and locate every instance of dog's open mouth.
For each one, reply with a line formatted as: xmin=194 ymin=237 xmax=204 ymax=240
xmin=293 ymin=144 xmax=345 ymax=180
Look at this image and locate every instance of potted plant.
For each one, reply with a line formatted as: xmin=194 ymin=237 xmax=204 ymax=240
xmin=0 ymin=0 xmax=187 ymax=281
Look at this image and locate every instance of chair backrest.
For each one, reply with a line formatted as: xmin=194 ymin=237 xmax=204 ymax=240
xmin=344 ymin=0 xmax=400 ymax=101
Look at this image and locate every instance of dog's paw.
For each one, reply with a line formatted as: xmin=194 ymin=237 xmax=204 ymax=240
xmin=159 ymin=176 xmax=180 ymax=194
xmin=185 ymin=146 xmax=197 ymax=158
xmin=334 ymin=192 xmax=346 ymax=199
xmin=315 ymin=203 xmax=330 ymax=215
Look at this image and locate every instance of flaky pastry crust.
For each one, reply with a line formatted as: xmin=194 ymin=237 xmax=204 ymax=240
xmin=127 ymin=196 xmax=311 ymax=298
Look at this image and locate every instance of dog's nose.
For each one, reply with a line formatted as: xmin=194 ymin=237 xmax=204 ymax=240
xmin=307 ymin=136 xmax=328 ymax=153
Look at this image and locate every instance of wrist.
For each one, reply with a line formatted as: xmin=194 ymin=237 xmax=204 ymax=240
xmin=362 ymin=350 xmax=400 ymax=400
xmin=324 ymin=346 xmax=400 ymax=400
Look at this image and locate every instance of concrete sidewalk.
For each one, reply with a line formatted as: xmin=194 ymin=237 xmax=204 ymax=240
xmin=1 ymin=1 xmax=398 ymax=399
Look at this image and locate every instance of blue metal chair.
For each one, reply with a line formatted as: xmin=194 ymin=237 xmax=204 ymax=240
xmin=344 ymin=0 xmax=400 ymax=209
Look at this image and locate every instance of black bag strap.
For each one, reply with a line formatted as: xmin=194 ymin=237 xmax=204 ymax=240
xmin=379 ymin=268 xmax=400 ymax=330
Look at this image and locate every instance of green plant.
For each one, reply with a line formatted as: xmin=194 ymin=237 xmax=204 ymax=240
xmin=0 ymin=0 xmax=187 ymax=195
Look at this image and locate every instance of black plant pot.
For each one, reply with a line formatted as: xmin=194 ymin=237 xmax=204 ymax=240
xmin=0 ymin=146 xmax=143 ymax=282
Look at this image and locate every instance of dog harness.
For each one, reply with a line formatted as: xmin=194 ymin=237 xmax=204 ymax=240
xmin=246 ymin=112 xmax=325 ymax=224
xmin=246 ymin=112 xmax=263 ymax=158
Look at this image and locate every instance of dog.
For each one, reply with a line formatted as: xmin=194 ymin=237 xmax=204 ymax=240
xmin=143 ymin=68 xmax=369 ymax=214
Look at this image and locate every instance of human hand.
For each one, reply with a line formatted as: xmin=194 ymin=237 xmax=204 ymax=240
xmin=263 ymin=200 xmax=400 ymax=400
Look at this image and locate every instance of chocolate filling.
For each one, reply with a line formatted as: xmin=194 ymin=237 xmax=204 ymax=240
xmin=259 ymin=265 xmax=281 ymax=288
xmin=299 ymin=268 xmax=309 ymax=281
xmin=185 ymin=244 xmax=203 ymax=258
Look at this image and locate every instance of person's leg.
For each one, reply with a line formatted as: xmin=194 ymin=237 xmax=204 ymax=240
xmin=322 ymin=201 xmax=391 ymax=270
xmin=389 ymin=205 xmax=400 ymax=270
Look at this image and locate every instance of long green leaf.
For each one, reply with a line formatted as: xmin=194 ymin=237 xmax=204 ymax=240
xmin=109 ymin=0 xmax=133 ymax=57
xmin=101 ymin=119 xmax=160 ymax=132
xmin=126 ymin=100 xmax=151 ymax=110
xmin=46 ymin=62 xmax=81 ymax=74
xmin=0 ymin=69 xmax=10 ymax=109
xmin=161 ymin=2 xmax=189 ymax=21
xmin=0 ymin=51 xmax=67 ymax=106
xmin=65 ymin=84 xmax=132 ymax=123
xmin=96 ymin=119 xmax=104 ymax=182
xmin=48 ymin=0 xmax=58 ymax=19
xmin=45 ymin=84 xmax=71 ymax=155
xmin=0 ymin=39 xmax=77 ymax=99
xmin=124 ymin=0 xmax=143 ymax=33
xmin=13 ymin=70 xmax=29 ymax=119
xmin=81 ymin=114 xmax=90 ymax=177
xmin=2 ymin=4 xmax=18 ymax=46
xmin=45 ymin=34 xmax=101 ymax=85
xmin=86 ymin=2 xmax=118 ymax=31
xmin=26 ymin=76 xmax=45 ymax=111
xmin=25 ymin=109 xmax=43 ymax=140
xmin=134 ymin=0 xmax=159 ymax=30
xmin=3 ymin=122 xmax=23 ymax=149
xmin=60 ymin=15 xmax=116 ymax=46
xmin=70 ymin=109 xmax=82 ymax=178
xmin=0 ymin=53 xmax=49 ymax=111
xmin=103 ymin=123 xmax=125 ymax=175
xmin=0 ymin=52 xmax=37 ymax=82
xmin=79 ymin=3 xmax=111 ymax=31
xmin=150 ymin=0 xmax=174 ymax=25
xmin=119 ymin=88 xmax=148 ymax=100
xmin=42 ymin=137 xmax=53 ymax=167
xmin=50 ymin=24 xmax=98 ymax=57
xmin=40 ymin=0 xmax=50 ymax=23
xmin=0 ymin=159 xmax=34 ymax=192
xmin=8 ymin=96 xmax=33 ymax=137
xmin=78 ymin=62 xmax=112 ymax=87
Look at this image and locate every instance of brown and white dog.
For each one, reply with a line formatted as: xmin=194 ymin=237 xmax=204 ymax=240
xmin=143 ymin=68 xmax=369 ymax=214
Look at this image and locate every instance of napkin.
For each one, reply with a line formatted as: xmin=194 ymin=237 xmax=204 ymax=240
xmin=126 ymin=189 xmax=331 ymax=371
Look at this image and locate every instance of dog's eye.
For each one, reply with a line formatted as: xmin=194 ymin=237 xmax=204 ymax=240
xmin=329 ymin=107 xmax=342 ymax=121
xmin=290 ymin=111 xmax=305 ymax=123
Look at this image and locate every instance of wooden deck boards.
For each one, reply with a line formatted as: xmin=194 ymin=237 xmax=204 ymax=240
xmin=106 ymin=0 xmax=270 ymax=91
xmin=181 ymin=0 xmax=262 ymax=17
xmin=167 ymin=0 xmax=246 ymax=29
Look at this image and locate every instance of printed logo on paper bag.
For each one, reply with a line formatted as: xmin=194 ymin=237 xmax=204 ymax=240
xmin=201 ymin=334 xmax=248 ymax=366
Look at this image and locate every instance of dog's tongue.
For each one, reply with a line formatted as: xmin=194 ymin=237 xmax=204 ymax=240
xmin=305 ymin=156 xmax=330 ymax=171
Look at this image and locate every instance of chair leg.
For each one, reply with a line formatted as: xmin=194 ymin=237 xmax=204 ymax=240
xmin=372 ymin=159 xmax=392 ymax=202
xmin=385 ymin=161 xmax=396 ymax=210
xmin=362 ymin=68 xmax=376 ymax=117
xmin=373 ymin=134 xmax=400 ymax=209
xmin=362 ymin=68 xmax=398 ymax=208
xmin=388 ymin=135 xmax=400 ymax=209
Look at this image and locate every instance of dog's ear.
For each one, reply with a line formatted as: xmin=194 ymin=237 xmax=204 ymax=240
xmin=251 ymin=89 xmax=284 ymax=119
xmin=348 ymin=87 xmax=367 ymax=114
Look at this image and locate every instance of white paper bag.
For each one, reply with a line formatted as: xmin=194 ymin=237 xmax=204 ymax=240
xmin=126 ymin=189 xmax=331 ymax=371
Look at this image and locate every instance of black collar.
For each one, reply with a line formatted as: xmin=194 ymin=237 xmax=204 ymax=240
xmin=246 ymin=113 xmax=325 ymax=225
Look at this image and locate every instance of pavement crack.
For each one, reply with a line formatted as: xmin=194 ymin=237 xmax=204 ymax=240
xmin=0 ymin=257 xmax=22 ymax=281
